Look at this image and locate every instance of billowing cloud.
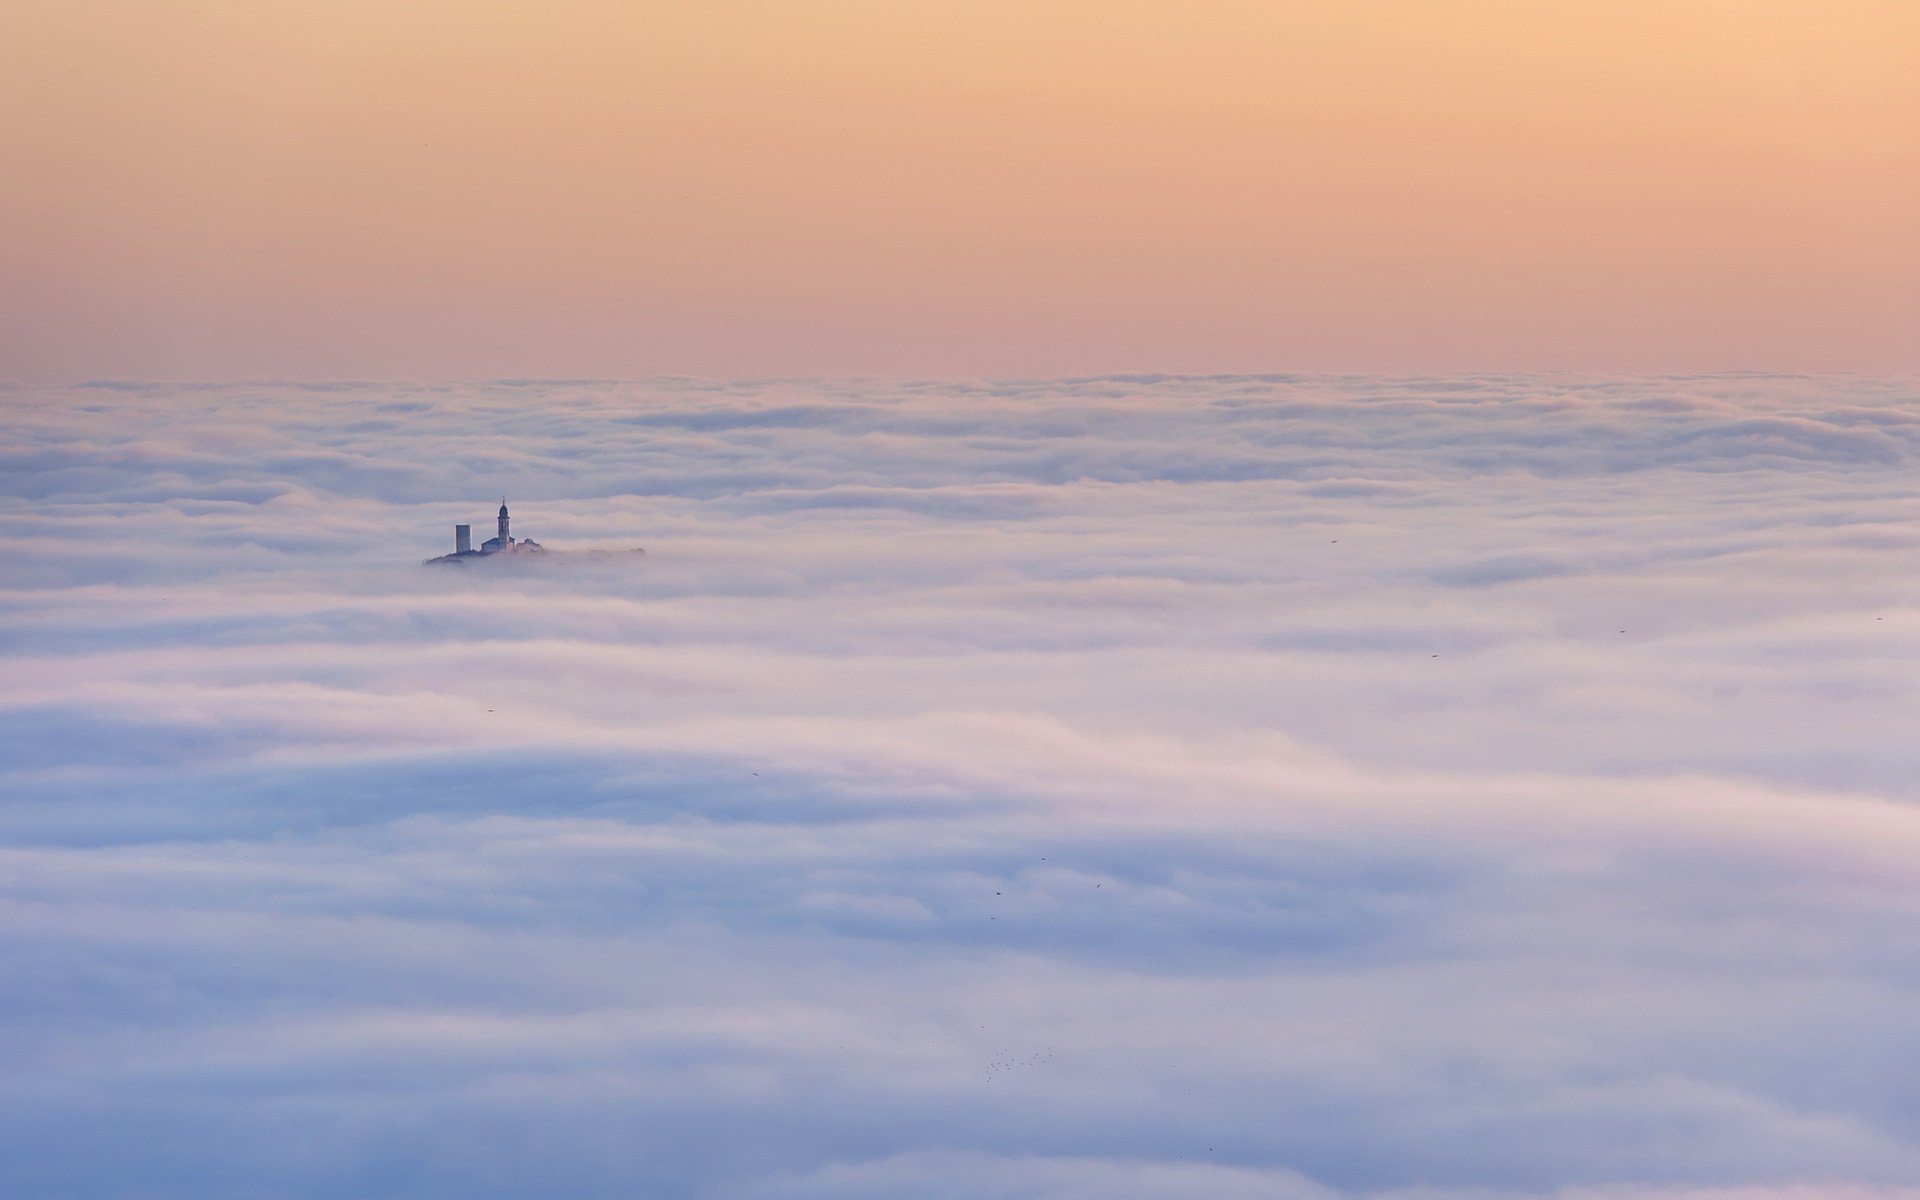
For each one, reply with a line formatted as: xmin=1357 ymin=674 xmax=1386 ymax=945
xmin=3 ymin=375 xmax=1920 ymax=1197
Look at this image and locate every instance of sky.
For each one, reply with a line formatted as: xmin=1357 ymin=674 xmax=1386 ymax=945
xmin=7 ymin=373 xmax=1920 ymax=1197
xmin=1 ymin=0 xmax=1917 ymax=381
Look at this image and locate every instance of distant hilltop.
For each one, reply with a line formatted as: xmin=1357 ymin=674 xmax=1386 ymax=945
xmin=424 ymin=502 xmax=646 ymax=565
xmin=425 ymin=501 xmax=545 ymax=564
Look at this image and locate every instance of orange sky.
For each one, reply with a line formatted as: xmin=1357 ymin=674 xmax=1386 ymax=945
xmin=1 ymin=0 xmax=1915 ymax=381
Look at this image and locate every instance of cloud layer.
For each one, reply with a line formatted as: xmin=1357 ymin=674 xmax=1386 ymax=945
xmin=4 ymin=374 xmax=1920 ymax=1198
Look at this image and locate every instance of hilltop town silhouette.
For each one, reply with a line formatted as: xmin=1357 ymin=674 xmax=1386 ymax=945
xmin=425 ymin=502 xmax=643 ymax=565
xmin=425 ymin=500 xmax=543 ymax=563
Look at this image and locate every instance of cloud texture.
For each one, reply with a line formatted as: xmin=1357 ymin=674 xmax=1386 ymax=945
xmin=4 ymin=374 xmax=1920 ymax=1198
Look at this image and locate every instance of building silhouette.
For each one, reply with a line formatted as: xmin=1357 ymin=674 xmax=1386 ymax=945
xmin=427 ymin=501 xmax=543 ymax=563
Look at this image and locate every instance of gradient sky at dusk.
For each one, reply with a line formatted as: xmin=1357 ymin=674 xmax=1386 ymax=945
xmin=3 ymin=0 xmax=1916 ymax=382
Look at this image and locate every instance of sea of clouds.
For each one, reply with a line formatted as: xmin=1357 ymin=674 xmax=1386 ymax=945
xmin=5 ymin=374 xmax=1920 ymax=1199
